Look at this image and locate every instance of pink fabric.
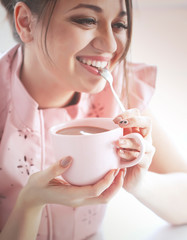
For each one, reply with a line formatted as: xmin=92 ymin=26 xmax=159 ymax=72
xmin=126 ymin=62 xmax=157 ymax=110
xmin=0 ymin=44 xmax=157 ymax=240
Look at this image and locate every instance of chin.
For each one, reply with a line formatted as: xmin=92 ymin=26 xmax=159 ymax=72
xmin=87 ymin=81 xmax=106 ymax=94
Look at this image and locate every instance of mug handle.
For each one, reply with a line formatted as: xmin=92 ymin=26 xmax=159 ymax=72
xmin=119 ymin=133 xmax=145 ymax=168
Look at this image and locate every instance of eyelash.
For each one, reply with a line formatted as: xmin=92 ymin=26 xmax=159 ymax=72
xmin=113 ymin=22 xmax=128 ymax=30
xmin=71 ymin=17 xmax=128 ymax=30
xmin=72 ymin=18 xmax=97 ymax=26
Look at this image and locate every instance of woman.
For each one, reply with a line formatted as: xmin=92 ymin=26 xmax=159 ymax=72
xmin=0 ymin=0 xmax=187 ymax=240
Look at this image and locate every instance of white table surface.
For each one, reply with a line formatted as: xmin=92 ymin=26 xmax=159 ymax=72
xmin=100 ymin=189 xmax=187 ymax=240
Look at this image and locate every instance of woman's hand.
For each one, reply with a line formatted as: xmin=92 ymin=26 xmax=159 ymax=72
xmin=1 ymin=159 xmax=124 ymax=240
xmin=18 ymin=157 xmax=125 ymax=210
xmin=113 ymin=108 xmax=155 ymax=193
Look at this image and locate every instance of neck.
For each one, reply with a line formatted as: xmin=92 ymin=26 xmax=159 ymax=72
xmin=20 ymin=47 xmax=75 ymax=109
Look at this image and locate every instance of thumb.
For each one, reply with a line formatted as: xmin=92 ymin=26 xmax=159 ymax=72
xmin=41 ymin=156 xmax=73 ymax=184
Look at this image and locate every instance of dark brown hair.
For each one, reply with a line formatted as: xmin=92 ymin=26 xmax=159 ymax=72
xmin=1 ymin=0 xmax=133 ymax=56
xmin=1 ymin=0 xmax=133 ymax=105
xmin=124 ymin=0 xmax=133 ymax=59
xmin=0 ymin=0 xmax=57 ymax=44
xmin=122 ymin=0 xmax=133 ymax=108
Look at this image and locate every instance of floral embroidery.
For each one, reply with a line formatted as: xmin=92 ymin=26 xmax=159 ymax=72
xmin=81 ymin=208 xmax=97 ymax=225
xmin=87 ymin=103 xmax=104 ymax=118
xmin=17 ymin=156 xmax=34 ymax=176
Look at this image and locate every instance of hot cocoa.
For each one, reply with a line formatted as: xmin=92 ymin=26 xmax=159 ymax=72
xmin=57 ymin=126 xmax=108 ymax=135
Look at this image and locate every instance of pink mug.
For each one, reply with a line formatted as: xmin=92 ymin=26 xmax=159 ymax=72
xmin=50 ymin=118 xmax=145 ymax=186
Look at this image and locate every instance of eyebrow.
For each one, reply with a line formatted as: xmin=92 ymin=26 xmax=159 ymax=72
xmin=68 ymin=4 xmax=102 ymax=13
xmin=67 ymin=3 xmax=127 ymax=17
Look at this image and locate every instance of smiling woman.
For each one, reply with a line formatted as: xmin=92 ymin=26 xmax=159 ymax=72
xmin=0 ymin=1 xmax=133 ymax=239
xmin=0 ymin=1 xmax=187 ymax=240
xmin=5 ymin=0 xmax=132 ymax=107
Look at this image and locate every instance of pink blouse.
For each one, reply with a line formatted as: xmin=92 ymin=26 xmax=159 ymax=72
xmin=0 ymin=45 xmax=156 ymax=240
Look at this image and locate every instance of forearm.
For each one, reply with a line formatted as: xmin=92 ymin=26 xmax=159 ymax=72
xmin=0 ymin=201 xmax=43 ymax=240
xmin=129 ymin=171 xmax=187 ymax=225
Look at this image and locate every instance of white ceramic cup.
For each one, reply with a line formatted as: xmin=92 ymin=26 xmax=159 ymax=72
xmin=50 ymin=118 xmax=145 ymax=186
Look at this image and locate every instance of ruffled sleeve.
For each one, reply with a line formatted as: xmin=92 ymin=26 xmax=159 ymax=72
xmin=85 ymin=61 xmax=157 ymax=118
xmin=126 ymin=62 xmax=157 ymax=111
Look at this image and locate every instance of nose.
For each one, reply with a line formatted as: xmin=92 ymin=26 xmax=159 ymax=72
xmin=91 ymin=25 xmax=117 ymax=54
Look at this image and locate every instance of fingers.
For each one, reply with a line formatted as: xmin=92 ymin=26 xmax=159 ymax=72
xmin=83 ymin=169 xmax=125 ymax=205
xmin=117 ymin=138 xmax=141 ymax=161
xmin=68 ymin=169 xmax=123 ymax=205
xmin=49 ymin=169 xmax=118 ymax=207
xmin=113 ymin=108 xmax=152 ymax=138
xmin=91 ymin=169 xmax=121 ymax=197
xmin=26 ymin=162 xmax=125 ymax=208
xmin=113 ymin=108 xmax=140 ymax=123
xmin=39 ymin=168 xmax=126 ymax=207
xmin=117 ymin=137 xmax=153 ymax=153
xmin=119 ymin=116 xmax=152 ymax=137
xmin=118 ymin=138 xmax=140 ymax=150
xmin=39 ymin=156 xmax=73 ymax=184
xmin=117 ymin=136 xmax=154 ymax=161
xmin=73 ymin=169 xmax=118 ymax=199
xmin=117 ymin=149 xmax=140 ymax=161
xmin=99 ymin=169 xmax=125 ymax=202
xmin=115 ymin=132 xmax=155 ymax=169
xmin=48 ymin=178 xmax=69 ymax=186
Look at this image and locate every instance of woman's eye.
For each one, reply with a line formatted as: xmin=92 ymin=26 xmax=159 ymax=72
xmin=72 ymin=18 xmax=97 ymax=26
xmin=113 ymin=22 xmax=128 ymax=30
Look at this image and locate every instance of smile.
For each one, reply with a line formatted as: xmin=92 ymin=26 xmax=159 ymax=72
xmin=77 ymin=57 xmax=108 ymax=69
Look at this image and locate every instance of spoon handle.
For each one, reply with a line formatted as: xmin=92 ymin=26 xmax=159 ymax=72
xmin=98 ymin=68 xmax=125 ymax=112
xmin=109 ymin=83 xmax=126 ymax=112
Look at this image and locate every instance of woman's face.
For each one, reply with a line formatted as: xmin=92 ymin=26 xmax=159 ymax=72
xmin=33 ymin=0 xmax=128 ymax=94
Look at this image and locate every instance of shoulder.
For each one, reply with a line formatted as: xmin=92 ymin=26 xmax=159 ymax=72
xmin=0 ymin=44 xmax=20 ymax=132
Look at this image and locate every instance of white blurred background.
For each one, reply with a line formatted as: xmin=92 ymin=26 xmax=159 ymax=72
xmin=0 ymin=1 xmax=187 ymax=239
xmin=107 ymin=1 xmax=187 ymax=239
xmin=131 ymin=0 xmax=187 ymax=159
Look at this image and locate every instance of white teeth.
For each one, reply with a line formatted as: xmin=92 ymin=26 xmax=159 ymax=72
xmin=101 ymin=61 xmax=107 ymax=68
xmin=79 ymin=58 xmax=108 ymax=69
xmin=96 ymin=61 xmax=101 ymax=68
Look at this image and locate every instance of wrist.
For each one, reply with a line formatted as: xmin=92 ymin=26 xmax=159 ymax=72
xmin=0 ymin=190 xmax=44 ymax=240
xmin=125 ymin=168 xmax=148 ymax=197
xmin=126 ymin=171 xmax=160 ymax=202
xmin=16 ymin=186 xmax=44 ymax=213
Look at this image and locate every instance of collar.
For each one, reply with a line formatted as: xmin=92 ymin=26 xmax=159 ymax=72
xmin=10 ymin=45 xmax=40 ymax=132
xmin=9 ymin=45 xmax=83 ymax=132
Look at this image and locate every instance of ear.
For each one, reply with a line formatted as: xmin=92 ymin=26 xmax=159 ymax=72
xmin=14 ymin=2 xmax=36 ymax=43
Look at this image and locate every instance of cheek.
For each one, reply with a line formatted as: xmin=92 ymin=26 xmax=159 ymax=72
xmin=46 ymin=28 xmax=91 ymax=72
xmin=48 ymin=25 xmax=88 ymax=55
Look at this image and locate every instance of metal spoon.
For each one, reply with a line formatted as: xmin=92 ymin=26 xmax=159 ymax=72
xmin=98 ymin=68 xmax=146 ymax=168
xmin=99 ymin=68 xmax=126 ymax=112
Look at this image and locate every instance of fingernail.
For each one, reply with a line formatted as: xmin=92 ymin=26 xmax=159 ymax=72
xmin=61 ymin=156 xmax=72 ymax=167
xmin=119 ymin=120 xmax=129 ymax=125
